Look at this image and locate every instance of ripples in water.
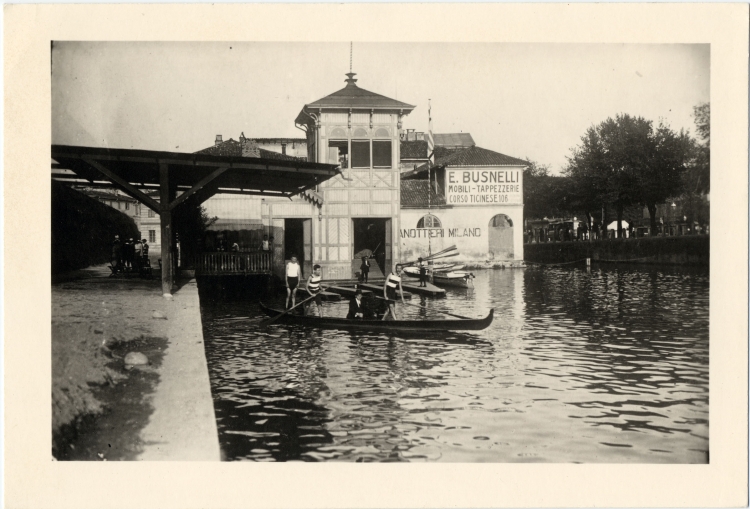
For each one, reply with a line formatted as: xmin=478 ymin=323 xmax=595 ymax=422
xmin=200 ymin=265 xmax=709 ymax=463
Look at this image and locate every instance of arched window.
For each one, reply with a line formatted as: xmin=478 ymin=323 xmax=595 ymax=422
xmin=489 ymin=214 xmax=513 ymax=228
xmin=417 ymin=214 xmax=442 ymax=228
xmin=353 ymin=127 xmax=368 ymax=137
xmin=374 ymin=127 xmax=390 ymax=138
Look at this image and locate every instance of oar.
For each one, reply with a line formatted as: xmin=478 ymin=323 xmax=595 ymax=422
xmin=260 ymin=293 xmax=318 ymax=327
xmin=374 ymin=296 xmax=475 ymax=320
xmin=403 ymin=245 xmax=457 ymax=266
xmin=427 ymin=244 xmax=457 ymax=258
xmin=402 ymin=246 xmax=458 ymax=267
xmin=425 ymin=252 xmax=460 ymax=262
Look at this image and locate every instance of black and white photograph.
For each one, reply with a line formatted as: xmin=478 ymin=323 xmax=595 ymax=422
xmin=51 ymin=40 xmax=710 ymax=463
xmin=5 ymin=3 xmax=748 ymax=508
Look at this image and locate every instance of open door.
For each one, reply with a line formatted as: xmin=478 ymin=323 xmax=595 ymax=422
xmin=272 ymin=218 xmax=284 ymax=278
xmin=302 ymin=218 xmax=312 ymax=277
xmin=384 ymin=218 xmax=392 ymax=275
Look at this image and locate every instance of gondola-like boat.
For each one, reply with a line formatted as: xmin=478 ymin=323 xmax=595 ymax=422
xmin=259 ymin=302 xmax=493 ymax=332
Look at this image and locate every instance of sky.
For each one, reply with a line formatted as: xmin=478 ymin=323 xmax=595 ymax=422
xmin=52 ymin=42 xmax=709 ymax=174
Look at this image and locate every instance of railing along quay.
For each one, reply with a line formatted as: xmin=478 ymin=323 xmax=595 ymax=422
xmin=196 ymin=251 xmax=272 ymax=275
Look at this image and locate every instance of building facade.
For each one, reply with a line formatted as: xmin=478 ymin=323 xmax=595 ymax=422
xmin=400 ymin=146 xmax=527 ymax=263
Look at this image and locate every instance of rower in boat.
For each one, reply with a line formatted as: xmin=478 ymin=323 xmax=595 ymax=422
xmin=304 ymin=264 xmax=323 ymax=317
xmin=346 ymin=288 xmax=369 ymax=319
xmin=382 ymin=264 xmax=406 ymax=320
xmin=285 ymin=256 xmax=301 ymax=309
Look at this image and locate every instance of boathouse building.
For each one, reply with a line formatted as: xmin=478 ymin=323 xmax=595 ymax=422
xmin=400 ymin=146 xmax=528 ymax=263
xmin=199 ymin=71 xmax=527 ymax=278
xmin=290 ymin=72 xmax=414 ymax=279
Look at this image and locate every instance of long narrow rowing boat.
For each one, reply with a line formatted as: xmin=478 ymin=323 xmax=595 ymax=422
xmin=259 ymin=302 xmax=493 ymax=332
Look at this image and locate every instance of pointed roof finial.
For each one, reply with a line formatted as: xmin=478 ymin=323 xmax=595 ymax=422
xmin=345 ymin=42 xmax=358 ymax=86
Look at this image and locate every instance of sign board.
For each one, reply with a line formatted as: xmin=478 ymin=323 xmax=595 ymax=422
xmin=445 ymin=169 xmax=522 ymax=206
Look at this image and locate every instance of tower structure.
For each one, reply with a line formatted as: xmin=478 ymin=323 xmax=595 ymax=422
xmin=295 ymin=72 xmax=415 ymax=278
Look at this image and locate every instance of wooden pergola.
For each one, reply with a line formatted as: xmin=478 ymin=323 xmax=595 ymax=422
xmin=52 ymin=145 xmax=339 ymax=296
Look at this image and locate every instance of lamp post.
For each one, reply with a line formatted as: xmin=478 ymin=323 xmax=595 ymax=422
xmin=670 ymin=202 xmax=676 ymax=236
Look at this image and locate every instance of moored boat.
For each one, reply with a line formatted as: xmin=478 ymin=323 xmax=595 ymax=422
xmin=259 ymin=302 xmax=493 ymax=332
xmin=432 ymin=271 xmax=475 ymax=289
xmin=403 ymin=267 xmax=475 ymax=288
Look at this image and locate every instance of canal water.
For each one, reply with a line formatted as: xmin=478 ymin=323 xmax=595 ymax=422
xmin=199 ymin=265 xmax=709 ymax=463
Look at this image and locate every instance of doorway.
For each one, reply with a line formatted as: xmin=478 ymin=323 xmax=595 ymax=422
xmin=284 ymin=218 xmax=312 ymax=276
xmin=352 ymin=218 xmax=388 ymax=277
xmin=488 ymin=214 xmax=514 ymax=260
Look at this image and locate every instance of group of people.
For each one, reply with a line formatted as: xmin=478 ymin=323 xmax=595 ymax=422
xmin=284 ymin=256 xmax=406 ymax=320
xmin=111 ymin=235 xmax=150 ymax=274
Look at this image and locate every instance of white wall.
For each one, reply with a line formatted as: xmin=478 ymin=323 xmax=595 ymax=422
xmin=399 ymin=204 xmax=524 ymax=263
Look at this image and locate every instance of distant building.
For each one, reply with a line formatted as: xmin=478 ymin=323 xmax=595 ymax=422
xmin=399 ymin=131 xmax=476 ymax=172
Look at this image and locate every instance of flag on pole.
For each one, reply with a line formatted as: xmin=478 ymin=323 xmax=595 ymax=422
xmin=427 ymin=99 xmax=435 ymax=166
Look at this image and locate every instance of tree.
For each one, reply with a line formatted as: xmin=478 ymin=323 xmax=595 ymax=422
xmin=685 ymin=102 xmax=710 ymax=194
xmin=639 ymin=123 xmax=692 ymax=233
xmin=523 ymin=159 xmax=578 ymax=221
xmin=172 ymin=202 xmax=217 ymax=269
xmin=565 ymin=114 xmax=692 ymax=236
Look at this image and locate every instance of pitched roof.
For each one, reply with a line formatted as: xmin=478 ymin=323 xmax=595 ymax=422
xmin=405 ymin=146 xmax=528 ymax=178
xmin=400 ymin=180 xmax=446 ymax=208
xmin=195 ymin=139 xmax=304 ymax=162
xmin=434 ymin=133 xmax=475 ymax=148
xmin=400 ymin=140 xmax=428 ymax=159
xmin=296 ymin=73 xmax=415 ymax=124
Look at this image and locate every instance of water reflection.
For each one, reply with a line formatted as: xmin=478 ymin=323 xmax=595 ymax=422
xmin=200 ymin=265 xmax=708 ymax=463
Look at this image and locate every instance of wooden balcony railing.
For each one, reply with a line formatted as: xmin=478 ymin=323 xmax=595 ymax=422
xmin=196 ymin=251 xmax=273 ymax=275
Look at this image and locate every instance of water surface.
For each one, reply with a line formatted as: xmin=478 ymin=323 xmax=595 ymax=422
xmin=200 ymin=266 xmax=708 ymax=462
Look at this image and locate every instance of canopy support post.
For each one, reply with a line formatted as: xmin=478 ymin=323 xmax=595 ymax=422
xmin=159 ymin=163 xmax=173 ymax=297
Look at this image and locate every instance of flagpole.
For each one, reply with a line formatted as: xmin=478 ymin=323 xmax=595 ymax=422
xmin=427 ymin=99 xmax=434 ymax=257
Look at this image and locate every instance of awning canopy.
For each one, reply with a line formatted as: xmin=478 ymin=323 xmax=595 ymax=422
xmin=51 ymin=144 xmax=340 ymax=296
xmin=51 ymin=144 xmax=340 ymax=208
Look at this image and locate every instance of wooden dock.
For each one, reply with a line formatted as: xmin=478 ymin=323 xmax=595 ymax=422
xmin=401 ymin=281 xmax=446 ymax=298
xmin=359 ymin=283 xmax=414 ymax=300
xmin=327 ymin=286 xmax=373 ymax=298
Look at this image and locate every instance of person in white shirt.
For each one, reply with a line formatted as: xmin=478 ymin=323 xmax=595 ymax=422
xmin=382 ymin=264 xmax=406 ymax=320
xmin=285 ymin=256 xmax=301 ymax=309
xmin=261 ymin=234 xmax=270 ymax=251
xmin=305 ymin=264 xmax=324 ymax=317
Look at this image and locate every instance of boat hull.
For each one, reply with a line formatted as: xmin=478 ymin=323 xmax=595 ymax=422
xmin=404 ymin=268 xmax=475 ymax=288
xmin=259 ymin=302 xmax=493 ymax=332
xmin=432 ymin=272 xmax=475 ymax=289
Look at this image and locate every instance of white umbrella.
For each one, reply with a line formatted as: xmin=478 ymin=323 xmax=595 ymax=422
xmin=606 ymin=220 xmax=629 ymax=230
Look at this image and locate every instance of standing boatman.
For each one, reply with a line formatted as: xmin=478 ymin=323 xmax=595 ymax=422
xmin=382 ymin=264 xmax=406 ymax=320
xmin=304 ymin=264 xmax=324 ymax=317
xmin=285 ymin=256 xmax=302 ymax=309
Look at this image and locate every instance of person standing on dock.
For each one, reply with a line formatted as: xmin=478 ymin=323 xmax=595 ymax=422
xmin=382 ymin=264 xmax=406 ymax=320
xmin=285 ymin=256 xmax=301 ymax=309
xmin=418 ymin=258 xmax=428 ymax=287
xmin=305 ymin=264 xmax=324 ymax=317
xmin=112 ymin=235 xmax=122 ymax=273
xmin=360 ymin=255 xmax=370 ymax=283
